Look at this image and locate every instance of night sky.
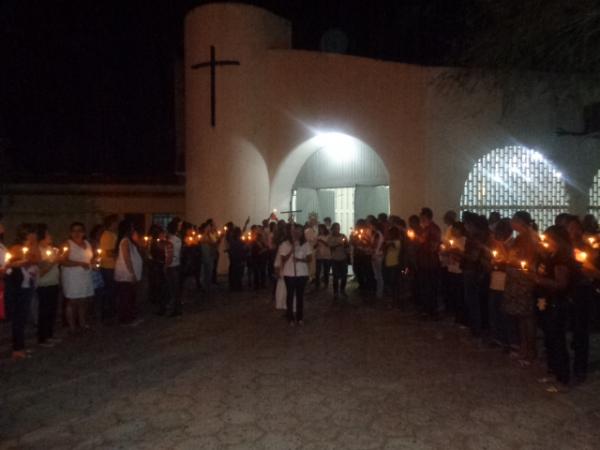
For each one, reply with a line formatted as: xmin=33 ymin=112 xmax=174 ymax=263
xmin=0 ymin=0 xmax=471 ymax=182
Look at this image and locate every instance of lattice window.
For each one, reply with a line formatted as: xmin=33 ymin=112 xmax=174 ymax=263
xmin=589 ymin=173 xmax=600 ymax=218
xmin=460 ymin=146 xmax=569 ymax=231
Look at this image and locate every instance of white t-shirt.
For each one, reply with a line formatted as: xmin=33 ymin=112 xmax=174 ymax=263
xmin=168 ymin=235 xmax=181 ymax=268
xmin=277 ymin=241 xmax=313 ymax=277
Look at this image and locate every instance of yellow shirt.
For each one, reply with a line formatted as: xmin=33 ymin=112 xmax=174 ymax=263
xmin=385 ymin=240 xmax=401 ymax=267
xmin=99 ymin=231 xmax=117 ymax=269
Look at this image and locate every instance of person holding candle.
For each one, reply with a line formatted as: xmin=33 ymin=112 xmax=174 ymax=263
xmin=416 ymin=208 xmax=442 ymax=319
xmin=462 ymin=212 xmax=491 ymax=335
xmin=99 ymin=215 xmax=119 ymax=323
xmin=441 ymin=210 xmax=458 ymax=313
xmin=165 ymin=218 xmax=183 ymax=316
xmin=383 ymin=225 xmax=405 ymax=306
xmin=370 ymin=220 xmax=386 ymax=300
xmin=114 ymin=220 xmax=143 ymax=325
xmin=487 ymin=218 xmax=517 ymax=349
xmin=444 ymin=221 xmax=467 ymax=324
xmin=89 ymin=224 xmax=106 ymax=322
xmin=564 ymin=215 xmax=593 ymax=384
xmin=328 ymin=223 xmax=350 ymax=299
xmin=147 ymin=224 xmax=173 ymax=315
xmin=61 ymin=222 xmax=94 ymax=335
xmin=534 ymin=225 xmax=577 ymax=391
xmin=227 ymin=227 xmax=247 ymax=292
xmin=36 ymin=224 xmax=61 ymax=347
xmin=505 ymin=211 xmax=540 ymax=364
xmin=406 ymin=215 xmax=422 ymax=305
xmin=278 ymin=224 xmax=313 ymax=325
xmin=315 ymin=224 xmax=332 ymax=289
xmin=5 ymin=224 xmax=39 ymax=360
xmin=0 ymin=217 xmax=7 ymax=321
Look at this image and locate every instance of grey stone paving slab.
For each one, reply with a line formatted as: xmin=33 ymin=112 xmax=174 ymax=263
xmin=1 ymin=283 xmax=599 ymax=449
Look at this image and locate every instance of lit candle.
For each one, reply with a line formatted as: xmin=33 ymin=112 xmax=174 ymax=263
xmin=97 ymin=249 xmax=103 ymax=256
xmin=62 ymin=246 xmax=69 ymax=254
xmin=449 ymin=239 xmax=454 ymax=247
xmin=144 ymin=236 xmax=150 ymax=244
xmin=492 ymin=250 xmax=498 ymax=259
xmin=440 ymin=244 xmax=446 ymax=251
xmin=540 ymin=234 xmax=546 ymax=242
xmin=241 ymin=236 xmax=246 ymax=241
xmin=5 ymin=252 xmax=12 ymax=264
xmin=22 ymin=246 xmax=29 ymax=255
xmin=542 ymin=242 xmax=549 ymax=249
xmin=45 ymin=249 xmax=52 ymax=257
xmin=217 ymin=230 xmax=222 ymax=236
xmin=520 ymin=260 xmax=527 ymax=271
xmin=575 ymin=249 xmax=588 ymax=263
xmin=224 ymin=226 xmax=228 ymax=232
xmin=588 ymin=236 xmax=596 ymax=245
xmin=407 ymin=230 xmax=415 ymax=240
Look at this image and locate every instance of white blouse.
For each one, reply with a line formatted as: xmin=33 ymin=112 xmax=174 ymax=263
xmin=277 ymin=241 xmax=313 ymax=277
xmin=115 ymin=238 xmax=143 ymax=282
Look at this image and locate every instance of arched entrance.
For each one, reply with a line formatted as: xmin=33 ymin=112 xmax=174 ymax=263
xmin=271 ymin=133 xmax=390 ymax=232
xmin=460 ymin=145 xmax=569 ymax=230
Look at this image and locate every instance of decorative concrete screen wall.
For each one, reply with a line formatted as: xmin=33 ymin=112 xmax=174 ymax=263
xmin=460 ymin=146 xmax=569 ymax=230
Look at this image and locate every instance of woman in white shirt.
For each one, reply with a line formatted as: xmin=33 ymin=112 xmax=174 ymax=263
xmin=114 ymin=220 xmax=143 ymax=325
xmin=36 ymin=224 xmax=61 ymax=347
xmin=61 ymin=222 xmax=94 ymax=335
xmin=277 ymin=224 xmax=313 ymax=325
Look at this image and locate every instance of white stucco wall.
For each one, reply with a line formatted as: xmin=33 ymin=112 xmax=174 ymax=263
xmin=185 ymin=3 xmax=600 ymax=227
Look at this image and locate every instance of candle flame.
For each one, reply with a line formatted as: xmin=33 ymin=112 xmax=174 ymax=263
xmin=407 ymin=230 xmax=415 ymax=240
xmin=5 ymin=252 xmax=12 ymax=263
xmin=492 ymin=250 xmax=498 ymax=258
xmin=520 ymin=260 xmax=527 ymax=270
xmin=46 ymin=249 xmax=52 ymax=257
xmin=575 ymin=249 xmax=588 ymax=263
xmin=22 ymin=246 xmax=29 ymax=255
xmin=588 ymin=237 xmax=596 ymax=245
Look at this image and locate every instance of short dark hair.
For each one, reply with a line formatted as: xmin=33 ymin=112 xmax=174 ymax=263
xmin=103 ymin=214 xmax=119 ymax=228
xmin=420 ymin=208 xmax=433 ymax=220
xmin=70 ymin=222 xmax=86 ymax=231
xmin=166 ymin=217 xmax=181 ymax=235
xmin=512 ymin=211 xmax=532 ymax=226
xmin=36 ymin=223 xmax=49 ymax=242
xmin=15 ymin=223 xmax=34 ymax=245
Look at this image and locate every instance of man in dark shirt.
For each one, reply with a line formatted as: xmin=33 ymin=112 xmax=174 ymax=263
xmin=416 ymin=207 xmax=442 ymax=318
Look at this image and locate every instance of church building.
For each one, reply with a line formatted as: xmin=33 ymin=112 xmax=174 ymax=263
xmin=185 ymin=3 xmax=600 ymax=232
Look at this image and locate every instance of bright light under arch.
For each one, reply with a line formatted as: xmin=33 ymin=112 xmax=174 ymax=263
xmin=460 ymin=145 xmax=569 ymax=230
xmin=314 ymin=132 xmax=359 ymax=162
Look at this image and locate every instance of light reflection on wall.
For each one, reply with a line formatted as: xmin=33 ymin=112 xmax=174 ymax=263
xmin=460 ymin=146 xmax=569 ymax=230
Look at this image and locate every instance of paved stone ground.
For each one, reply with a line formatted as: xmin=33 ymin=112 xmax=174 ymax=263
xmin=1 ymin=282 xmax=599 ymax=450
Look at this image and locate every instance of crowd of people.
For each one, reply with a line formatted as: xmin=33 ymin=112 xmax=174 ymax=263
xmin=0 ymin=208 xmax=598 ymax=392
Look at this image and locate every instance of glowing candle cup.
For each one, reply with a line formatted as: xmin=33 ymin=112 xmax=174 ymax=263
xmin=575 ymin=249 xmax=588 ymax=263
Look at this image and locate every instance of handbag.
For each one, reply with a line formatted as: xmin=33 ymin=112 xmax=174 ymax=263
xmin=502 ymin=267 xmax=535 ymax=316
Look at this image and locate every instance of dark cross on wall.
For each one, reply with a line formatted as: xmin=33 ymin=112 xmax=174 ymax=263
xmin=191 ymin=45 xmax=241 ymax=128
